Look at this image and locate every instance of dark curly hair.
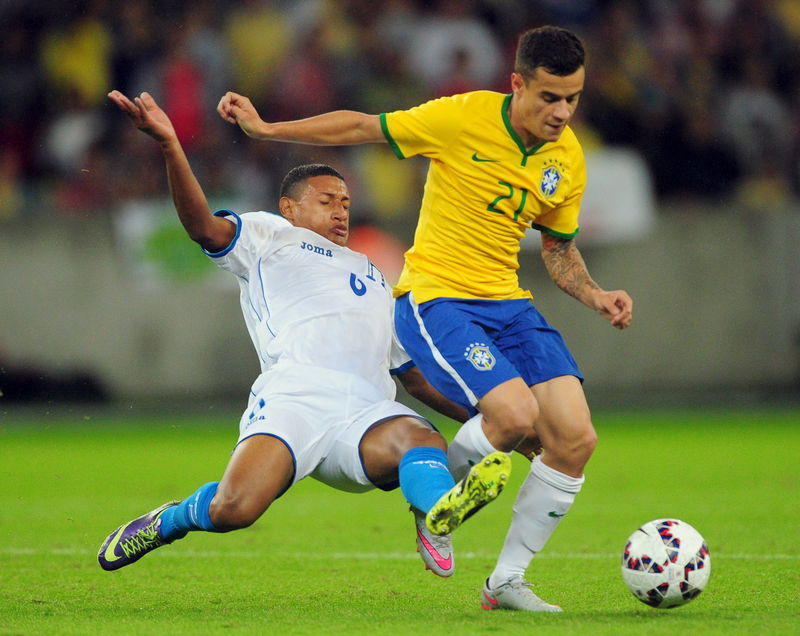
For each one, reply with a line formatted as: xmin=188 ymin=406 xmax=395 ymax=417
xmin=515 ymin=26 xmax=585 ymax=79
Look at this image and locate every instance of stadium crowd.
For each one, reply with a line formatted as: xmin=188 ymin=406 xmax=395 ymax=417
xmin=1 ymin=0 xmax=799 ymax=227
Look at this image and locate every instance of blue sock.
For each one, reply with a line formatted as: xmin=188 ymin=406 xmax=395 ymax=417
xmin=399 ymin=447 xmax=455 ymax=514
xmin=158 ymin=481 xmax=222 ymax=541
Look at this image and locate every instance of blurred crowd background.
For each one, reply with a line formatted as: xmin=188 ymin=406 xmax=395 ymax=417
xmin=2 ymin=0 xmax=800 ymax=405
xmin=2 ymin=0 xmax=800 ymax=228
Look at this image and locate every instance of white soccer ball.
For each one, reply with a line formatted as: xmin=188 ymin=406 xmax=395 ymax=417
xmin=621 ymin=518 xmax=711 ymax=608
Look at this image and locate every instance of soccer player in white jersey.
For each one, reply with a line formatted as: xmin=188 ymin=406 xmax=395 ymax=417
xmin=97 ymin=90 xmax=511 ymax=582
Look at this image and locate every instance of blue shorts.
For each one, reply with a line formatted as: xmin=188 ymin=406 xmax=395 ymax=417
xmin=394 ymin=294 xmax=582 ymax=415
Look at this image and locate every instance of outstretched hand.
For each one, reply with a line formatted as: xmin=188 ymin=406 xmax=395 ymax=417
xmin=107 ymin=90 xmax=177 ymax=144
xmin=216 ymin=91 xmax=265 ymax=139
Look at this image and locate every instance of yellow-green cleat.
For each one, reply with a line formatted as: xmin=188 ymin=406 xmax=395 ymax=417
xmin=426 ymin=451 xmax=511 ymax=536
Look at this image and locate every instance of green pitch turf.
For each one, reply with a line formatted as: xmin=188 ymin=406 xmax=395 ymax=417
xmin=1 ymin=406 xmax=798 ymax=635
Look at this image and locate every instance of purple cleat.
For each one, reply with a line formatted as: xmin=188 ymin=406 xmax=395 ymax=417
xmin=98 ymin=501 xmax=180 ymax=571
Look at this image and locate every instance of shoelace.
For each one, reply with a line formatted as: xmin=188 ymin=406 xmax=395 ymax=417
xmin=426 ymin=531 xmax=450 ymax=551
xmin=492 ymin=579 xmax=535 ymax=593
xmin=514 ymin=581 xmax=535 ymax=591
xmin=119 ymin=522 xmax=164 ymax=558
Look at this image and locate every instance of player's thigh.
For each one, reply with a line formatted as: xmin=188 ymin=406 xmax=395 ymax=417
xmin=529 ymin=374 xmax=595 ymax=451
xmin=394 ymin=294 xmax=522 ymax=413
xmin=313 ymin=400 xmax=435 ymax=492
xmin=237 ymin=383 xmax=344 ymax=493
xmin=216 ymin=433 xmax=295 ymax=514
xmin=359 ymin=415 xmax=447 ymax=486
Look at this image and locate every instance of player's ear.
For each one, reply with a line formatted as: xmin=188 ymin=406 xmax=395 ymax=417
xmin=279 ymin=196 xmax=295 ymax=222
xmin=511 ymin=72 xmax=525 ymax=94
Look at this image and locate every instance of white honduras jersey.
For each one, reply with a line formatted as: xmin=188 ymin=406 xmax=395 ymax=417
xmin=205 ymin=210 xmax=410 ymax=400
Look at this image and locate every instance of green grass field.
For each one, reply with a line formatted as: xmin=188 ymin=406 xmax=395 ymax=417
xmin=1 ymin=406 xmax=798 ymax=635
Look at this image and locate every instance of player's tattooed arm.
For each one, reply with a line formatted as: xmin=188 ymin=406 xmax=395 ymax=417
xmin=539 ymin=232 xmax=634 ymax=329
xmin=540 ymin=233 xmax=600 ymax=303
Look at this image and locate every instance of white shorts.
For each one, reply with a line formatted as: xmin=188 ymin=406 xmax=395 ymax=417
xmin=237 ymin=363 xmax=431 ymax=493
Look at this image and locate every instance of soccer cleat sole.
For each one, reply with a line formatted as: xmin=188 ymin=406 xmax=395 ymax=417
xmin=426 ymin=452 xmax=510 ymax=536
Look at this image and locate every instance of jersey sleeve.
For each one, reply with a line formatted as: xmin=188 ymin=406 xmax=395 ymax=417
xmin=203 ymin=210 xmax=289 ymax=276
xmin=531 ymin=145 xmax=586 ymax=239
xmin=380 ymin=94 xmax=468 ymax=160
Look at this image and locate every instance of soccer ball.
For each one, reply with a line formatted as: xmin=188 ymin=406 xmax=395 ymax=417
xmin=621 ymin=518 xmax=711 ymax=608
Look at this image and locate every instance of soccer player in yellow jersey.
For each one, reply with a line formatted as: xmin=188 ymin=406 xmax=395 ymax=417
xmin=218 ymin=26 xmax=633 ymax=612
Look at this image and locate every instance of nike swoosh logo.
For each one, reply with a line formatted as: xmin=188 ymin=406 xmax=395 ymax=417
xmin=471 ymin=152 xmax=499 ymax=163
xmin=416 ymin=527 xmax=452 ymax=570
xmin=482 ymin=591 xmax=498 ymax=607
xmin=102 ymin=525 xmax=126 ymax=563
xmin=548 ymin=511 xmax=566 ymax=518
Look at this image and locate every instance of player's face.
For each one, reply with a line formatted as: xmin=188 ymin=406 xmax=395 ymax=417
xmin=510 ymin=67 xmax=584 ymax=146
xmin=282 ymin=175 xmax=350 ymax=246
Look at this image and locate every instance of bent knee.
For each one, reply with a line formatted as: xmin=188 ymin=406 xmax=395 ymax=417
xmin=404 ymin=426 xmax=448 ymax=453
xmin=497 ymin=399 xmax=539 ymax=436
xmin=574 ymin=427 xmax=598 ymax=458
xmin=549 ymin=425 xmax=597 ymax=469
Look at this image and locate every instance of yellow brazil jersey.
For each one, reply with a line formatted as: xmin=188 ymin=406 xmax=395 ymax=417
xmin=381 ymin=90 xmax=586 ymax=303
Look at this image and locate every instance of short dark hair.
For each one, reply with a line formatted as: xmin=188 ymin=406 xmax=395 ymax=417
xmin=279 ymin=163 xmax=345 ymax=200
xmin=515 ymin=26 xmax=585 ymax=79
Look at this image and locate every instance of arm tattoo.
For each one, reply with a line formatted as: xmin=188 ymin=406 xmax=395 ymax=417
xmin=540 ymin=234 xmax=600 ymax=302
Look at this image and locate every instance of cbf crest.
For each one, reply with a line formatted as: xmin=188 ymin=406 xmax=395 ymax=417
xmin=540 ymin=161 xmax=562 ymax=199
xmin=464 ymin=342 xmax=496 ymax=371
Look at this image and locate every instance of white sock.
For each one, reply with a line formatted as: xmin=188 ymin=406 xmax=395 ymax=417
xmin=447 ymin=413 xmax=503 ymax=480
xmin=488 ymin=455 xmax=584 ymax=588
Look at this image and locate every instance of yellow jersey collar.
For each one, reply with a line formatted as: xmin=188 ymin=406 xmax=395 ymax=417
xmin=502 ymin=94 xmax=546 ymax=166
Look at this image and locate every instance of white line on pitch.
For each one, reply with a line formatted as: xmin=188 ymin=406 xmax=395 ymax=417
xmin=2 ymin=547 xmax=799 ymax=560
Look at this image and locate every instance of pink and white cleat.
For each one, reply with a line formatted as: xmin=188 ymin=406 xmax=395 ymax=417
xmin=412 ymin=507 xmax=453 ymax=577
